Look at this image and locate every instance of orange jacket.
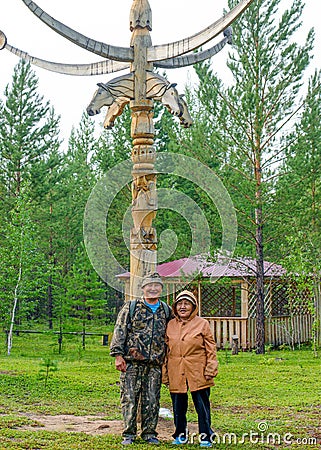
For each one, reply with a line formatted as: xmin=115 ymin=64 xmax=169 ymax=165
xmin=162 ymin=302 xmax=218 ymax=393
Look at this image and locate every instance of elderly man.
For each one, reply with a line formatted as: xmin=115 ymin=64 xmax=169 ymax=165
xmin=110 ymin=272 xmax=171 ymax=445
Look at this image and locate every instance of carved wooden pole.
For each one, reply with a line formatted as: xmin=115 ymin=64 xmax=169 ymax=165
xmin=129 ymin=0 xmax=157 ymax=298
xmin=2 ymin=0 xmax=254 ymax=299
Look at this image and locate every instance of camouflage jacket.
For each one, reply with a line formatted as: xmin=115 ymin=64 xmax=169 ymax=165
xmin=110 ymin=299 xmax=170 ymax=365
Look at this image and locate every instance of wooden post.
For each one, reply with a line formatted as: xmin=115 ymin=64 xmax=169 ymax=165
xmin=232 ymin=334 xmax=239 ymax=355
xmin=6 ymin=0 xmax=255 ymax=301
xmin=241 ymin=281 xmax=248 ymax=317
xmin=129 ymin=1 xmax=157 ymax=299
xmin=198 ymin=280 xmax=202 ymax=316
xmin=315 ymin=281 xmax=321 ymax=348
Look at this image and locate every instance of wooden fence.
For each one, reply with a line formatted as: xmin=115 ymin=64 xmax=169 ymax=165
xmin=207 ymin=317 xmax=248 ymax=350
xmin=207 ymin=314 xmax=313 ymax=350
xmin=248 ymin=314 xmax=313 ymax=349
xmin=4 ymin=329 xmax=109 ymax=346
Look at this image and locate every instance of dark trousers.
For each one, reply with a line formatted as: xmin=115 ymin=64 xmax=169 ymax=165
xmin=171 ymin=388 xmax=213 ymax=442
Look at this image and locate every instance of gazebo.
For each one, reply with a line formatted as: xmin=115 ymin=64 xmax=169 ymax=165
xmin=118 ymin=256 xmax=313 ymax=350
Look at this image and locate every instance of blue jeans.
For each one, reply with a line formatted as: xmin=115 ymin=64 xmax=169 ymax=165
xmin=170 ymin=388 xmax=213 ymax=442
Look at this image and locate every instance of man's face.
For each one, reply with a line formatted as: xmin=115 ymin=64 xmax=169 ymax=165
xmin=142 ymin=282 xmax=163 ymax=300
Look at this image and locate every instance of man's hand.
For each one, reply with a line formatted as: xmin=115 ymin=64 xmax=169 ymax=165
xmin=115 ymin=355 xmax=127 ymax=372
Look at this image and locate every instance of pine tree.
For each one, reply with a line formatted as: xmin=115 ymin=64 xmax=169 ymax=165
xmin=0 ymin=60 xmax=60 ymax=207
xmin=57 ymin=113 xmax=98 ymax=274
xmin=64 ymin=244 xmax=106 ymax=349
xmin=0 ymin=190 xmax=48 ymax=353
xmin=0 ymin=60 xmax=62 ymax=333
xmin=273 ymin=71 xmax=321 ymax=349
xmin=192 ymin=0 xmax=314 ymax=352
xmin=274 ymin=70 xmax=321 ymax=246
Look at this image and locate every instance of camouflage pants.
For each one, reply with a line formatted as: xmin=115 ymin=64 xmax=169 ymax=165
xmin=120 ymin=362 xmax=161 ymax=440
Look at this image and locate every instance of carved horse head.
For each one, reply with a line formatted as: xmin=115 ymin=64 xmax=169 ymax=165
xmin=87 ymin=72 xmax=184 ymax=123
xmin=160 ymin=83 xmax=181 ymax=117
xmin=86 ymin=83 xmax=116 ymax=116
xmin=87 ymin=73 xmax=134 ymax=116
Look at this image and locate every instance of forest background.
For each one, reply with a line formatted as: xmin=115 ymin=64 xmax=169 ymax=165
xmin=0 ymin=0 xmax=320 ymax=353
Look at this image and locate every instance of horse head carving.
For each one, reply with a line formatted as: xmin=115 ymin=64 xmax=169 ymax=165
xmin=86 ymin=71 xmax=190 ymax=128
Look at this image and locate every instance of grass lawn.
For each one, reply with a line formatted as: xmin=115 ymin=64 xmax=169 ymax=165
xmin=0 ymin=331 xmax=320 ymax=449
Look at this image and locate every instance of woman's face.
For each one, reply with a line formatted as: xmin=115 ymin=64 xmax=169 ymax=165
xmin=176 ymin=299 xmax=194 ymax=320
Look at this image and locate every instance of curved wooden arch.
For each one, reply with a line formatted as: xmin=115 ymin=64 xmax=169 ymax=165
xmin=21 ymin=0 xmax=133 ymax=62
xmin=154 ymin=29 xmax=232 ymax=69
xmin=2 ymin=38 xmax=130 ymax=75
xmin=20 ymin=0 xmax=253 ymax=66
xmin=148 ymin=0 xmax=253 ymax=62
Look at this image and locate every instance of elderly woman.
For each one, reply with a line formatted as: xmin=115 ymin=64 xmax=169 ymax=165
xmin=163 ymin=290 xmax=218 ymax=448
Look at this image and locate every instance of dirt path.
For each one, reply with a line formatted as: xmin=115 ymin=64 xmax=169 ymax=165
xmin=20 ymin=414 xmax=199 ymax=440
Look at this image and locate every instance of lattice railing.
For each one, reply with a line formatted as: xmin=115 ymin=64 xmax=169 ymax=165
xmin=165 ymin=282 xmax=197 ymax=305
xmin=166 ymin=281 xmax=243 ymax=317
xmin=271 ymin=282 xmax=289 ymax=316
xmin=200 ymin=283 xmax=241 ymax=317
xmin=247 ymin=280 xmax=311 ymax=318
xmin=288 ymin=283 xmax=312 ymax=315
xmin=248 ymin=280 xmax=257 ymax=318
xmin=165 ymin=279 xmax=313 ymax=320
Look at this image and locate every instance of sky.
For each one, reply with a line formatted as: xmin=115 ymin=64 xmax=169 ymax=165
xmin=0 ymin=0 xmax=319 ymax=147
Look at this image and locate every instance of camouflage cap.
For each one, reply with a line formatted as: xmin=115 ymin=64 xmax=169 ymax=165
xmin=141 ymin=272 xmax=164 ymax=288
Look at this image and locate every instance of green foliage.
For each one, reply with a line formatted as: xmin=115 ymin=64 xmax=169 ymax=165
xmin=189 ymin=0 xmax=316 ymax=353
xmin=38 ymin=358 xmax=58 ymax=388
xmin=0 ymin=60 xmax=61 ymax=338
xmin=272 ymin=71 xmax=321 ymax=258
xmin=0 ymin=190 xmax=49 ymax=355
xmin=94 ymin=104 xmax=132 ymax=172
xmin=280 ymin=231 xmax=321 ymax=354
xmin=63 ymin=245 xmax=107 ymax=349
xmin=192 ymin=0 xmax=315 ymax=258
xmin=0 ymin=60 xmax=61 ymax=208
xmin=0 ymin=333 xmax=319 ymax=448
xmin=0 ymin=0 xmax=321 ymax=359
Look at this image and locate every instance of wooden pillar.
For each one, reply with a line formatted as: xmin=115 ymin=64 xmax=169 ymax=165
xmin=129 ymin=102 xmax=157 ymax=298
xmin=129 ymin=2 xmax=157 ymax=299
xmin=241 ymin=281 xmax=249 ymax=350
xmin=315 ymin=281 xmax=321 ymax=347
xmin=198 ymin=280 xmax=202 ymax=316
xmin=241 ymin=281 xmax=248 ymax=317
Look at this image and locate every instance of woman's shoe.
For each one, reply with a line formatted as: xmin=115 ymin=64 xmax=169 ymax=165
xmin=200 ymin=441 xmax=212 ymax=448
xmin=172 ymin=436 xmax=187 ymax=445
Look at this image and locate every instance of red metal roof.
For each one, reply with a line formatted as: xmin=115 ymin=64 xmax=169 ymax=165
xmin=117 ymin=255 xmax=286 ymax=279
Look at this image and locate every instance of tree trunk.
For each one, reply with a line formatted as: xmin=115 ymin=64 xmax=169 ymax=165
xmin=314 ymin=280 xmax=321 ymax=352
xmin=7 ymin=240 xmax=23 ymax=355
xmin=255 ymin=206 xmax=265 ymax=354
xmin=48 ymin=275 xmax=53 ymax=330
xmin=48 ymin=208 xmax=54 ymax=329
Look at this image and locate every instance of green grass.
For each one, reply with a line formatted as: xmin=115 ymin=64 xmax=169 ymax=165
xmin=0 ymin=332 xmax=320 ymax=449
